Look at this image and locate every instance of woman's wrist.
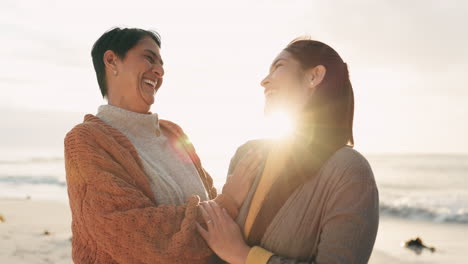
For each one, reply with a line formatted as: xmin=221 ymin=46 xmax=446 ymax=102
xmin=229 ymin=244 xmax=251 ymax=264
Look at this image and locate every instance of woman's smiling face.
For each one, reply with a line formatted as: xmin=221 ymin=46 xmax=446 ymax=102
xmin=110 ymin=36 xmax=164 ymax=113
xmin=260 ymin=50 xmax=311 ymax=116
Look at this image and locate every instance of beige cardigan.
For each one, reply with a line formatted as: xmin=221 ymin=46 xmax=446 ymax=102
xmin=230 ymin=140 xmax=379 ymax=264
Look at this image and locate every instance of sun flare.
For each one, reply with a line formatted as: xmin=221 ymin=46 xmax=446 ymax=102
xmin=261 ymin=110 xmax=295 ymax=139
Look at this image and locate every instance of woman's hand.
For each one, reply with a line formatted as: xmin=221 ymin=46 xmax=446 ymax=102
xmin=222 ymin=149 xmax=263 ymax=208
xmin=196 ymin=201 xmax=250 ymax=264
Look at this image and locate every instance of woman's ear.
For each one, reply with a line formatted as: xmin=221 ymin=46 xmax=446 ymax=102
xmin=103 ymin=50 xmax=119 ymax=76
xmin=304 ymin=65 xmax=326 ymax=97
xmin=309 ymin=65 xmax=326 ymax=88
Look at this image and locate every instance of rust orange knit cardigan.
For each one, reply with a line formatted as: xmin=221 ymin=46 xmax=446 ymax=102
xmin=64 ymin=114 xmax=237 ymax=264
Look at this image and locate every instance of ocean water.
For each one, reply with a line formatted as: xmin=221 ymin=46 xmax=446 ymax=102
xmin=368 ymin=154 xmax=468 ymax=224
xmin=0 ymin=148 xmax=67 ymax=201
xmin=1 ymin=149 xmax=467 ymax=224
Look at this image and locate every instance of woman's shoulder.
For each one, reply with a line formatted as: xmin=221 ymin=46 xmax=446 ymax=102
xmin=331 ymin=147 xmax=370 ymax=165
xmin=65 ymin=114 xmax=109 ymax=146
xmin=324 ymin=146 xmax=375 ymax=182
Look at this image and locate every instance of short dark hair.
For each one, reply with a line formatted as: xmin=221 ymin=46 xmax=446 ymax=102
xmin=91 ymin=27 xmax=161 ymax=98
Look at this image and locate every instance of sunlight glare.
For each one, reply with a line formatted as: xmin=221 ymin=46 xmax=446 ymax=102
xmin=261 ymin=110 xmax=295 ymax=139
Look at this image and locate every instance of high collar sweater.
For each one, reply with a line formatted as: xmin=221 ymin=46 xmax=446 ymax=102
xmin=96 ymin=104 xmax=208 ymax=205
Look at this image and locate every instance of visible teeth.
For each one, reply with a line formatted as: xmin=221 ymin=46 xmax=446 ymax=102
xmin=144 ymin=79 xmax=157 ymax=88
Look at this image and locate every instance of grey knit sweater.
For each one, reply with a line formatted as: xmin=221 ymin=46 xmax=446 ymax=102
xmin=96 ymin=104 xmax=208 ymax=205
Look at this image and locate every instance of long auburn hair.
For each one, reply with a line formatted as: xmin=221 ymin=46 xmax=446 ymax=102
xmin=285 ymin=38 xmax=354 ymax=147
xmin=247 ymin=39 xmax=356 ymax=245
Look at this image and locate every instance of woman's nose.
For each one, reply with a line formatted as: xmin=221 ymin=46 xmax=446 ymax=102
xmin=260 ymin=75 xmax=269 ymax=88
xmin=153 ymin=64 xmax=164 ymax=77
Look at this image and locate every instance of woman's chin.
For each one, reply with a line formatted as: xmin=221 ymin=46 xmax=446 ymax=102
xmin=139 ymin=89 xmax=156 ymax=107
xmin=144 ymin=97 xmax=155 ymax=108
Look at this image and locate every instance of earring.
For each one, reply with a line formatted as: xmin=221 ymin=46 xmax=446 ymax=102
xmin=113 ymin=70 xmax=118 ymax=76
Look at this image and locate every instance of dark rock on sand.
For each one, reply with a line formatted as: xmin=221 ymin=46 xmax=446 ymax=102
xmin=403 ymin=237 xmax=436 ymax=255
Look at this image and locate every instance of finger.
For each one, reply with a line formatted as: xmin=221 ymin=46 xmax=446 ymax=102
xmin=220 ymin=208 xmax=239 ymax=232
xmin=208 ymin=200 xmax=224 ymax=222
xmin=202 ymin=202 xmax=219 ymax=225
xmin=196 ymin=222 xmax=209 ymax=242
xmin=199 ymin=203 xmax=212 ymax=225
xmin=222 ymin=207 xmax=235 ymax=222
xmin=223 ymin=207 xmax=229 ymax=216
xmin=221 ymin=207 xmax=235 ymax=222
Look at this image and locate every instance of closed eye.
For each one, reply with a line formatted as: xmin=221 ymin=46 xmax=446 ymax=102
xmin=145 ymin=55 xmax=155 ymax=64
xmin=270 ymin=63 xmax=283 ymax=73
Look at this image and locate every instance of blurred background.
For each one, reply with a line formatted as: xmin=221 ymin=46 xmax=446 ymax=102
xmin=1 ymin=0 xmax=467 ymax=263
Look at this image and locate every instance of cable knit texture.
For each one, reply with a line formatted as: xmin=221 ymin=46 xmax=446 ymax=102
xmin=96 ymin=104 xmax=209 ymax=205
xmin=64 ymin=113 xmax=237 ymax=264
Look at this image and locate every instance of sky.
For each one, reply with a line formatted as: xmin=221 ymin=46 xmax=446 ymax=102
xmin=1 ymin=0 xmax=467 ymax=175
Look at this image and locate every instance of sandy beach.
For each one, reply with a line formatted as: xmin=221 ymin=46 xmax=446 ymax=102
xmin=370 ymin=216 xmax=468 ymax=263
xmin=0 ymin=199 xmax=72 ymax=264
xmin=1 ymin=198 xmax=467 ymax=263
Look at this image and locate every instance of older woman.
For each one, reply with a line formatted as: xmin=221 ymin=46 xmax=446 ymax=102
xmin=64 ymin=27 xmax=261 ymax=264
xmin=197 ymin=39 xmax=379 ymax=264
